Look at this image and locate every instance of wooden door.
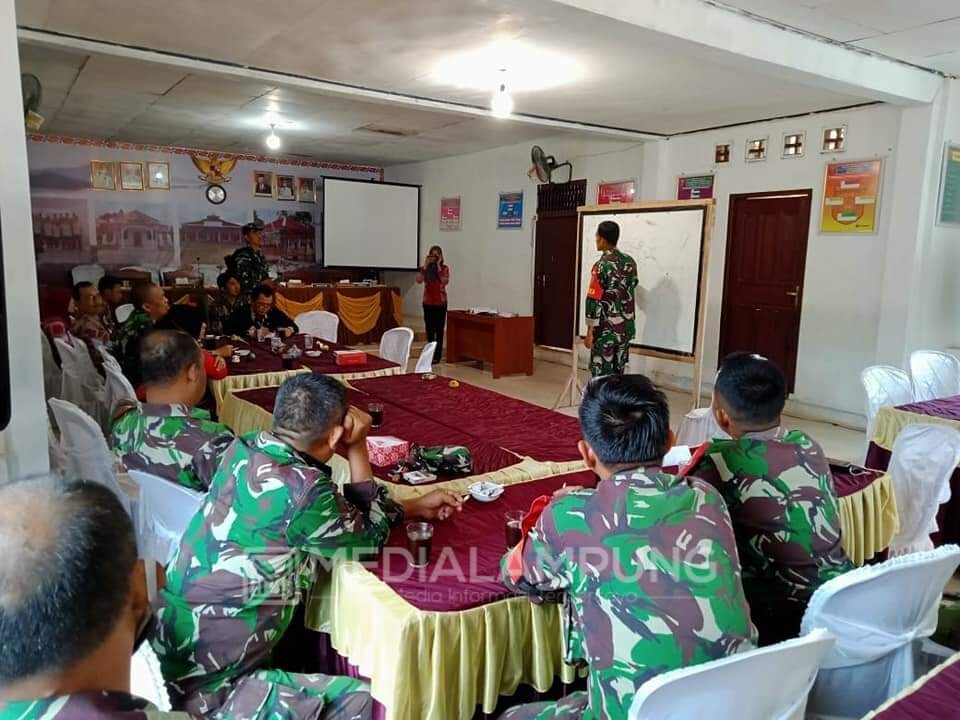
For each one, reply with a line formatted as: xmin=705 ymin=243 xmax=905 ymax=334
xmin=533 ymin=180 xmax=586 ymax=349
xmin=718 ymin=190 xmax=812 ymax=392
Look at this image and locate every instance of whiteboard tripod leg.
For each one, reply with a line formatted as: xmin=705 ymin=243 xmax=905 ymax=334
xmin=553 ymin=368 xmax=584 ymax=410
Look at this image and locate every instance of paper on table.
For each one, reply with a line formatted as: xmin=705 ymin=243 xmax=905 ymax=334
xmin=662 ymin=444 xmax=692 ymax=468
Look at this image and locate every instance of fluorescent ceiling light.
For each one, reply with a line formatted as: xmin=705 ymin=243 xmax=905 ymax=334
xmin=430 ymin=40 xmax=582 ymax=92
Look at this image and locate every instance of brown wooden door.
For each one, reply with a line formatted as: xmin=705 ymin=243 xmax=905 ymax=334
xmin=718 ymin=190 xmax=812 ymax=392
xmin=534 ymin=180 xmax=586 ymax=349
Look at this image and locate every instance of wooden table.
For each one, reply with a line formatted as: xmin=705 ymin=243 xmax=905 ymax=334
xmin=445 ymin=311 xmax=534 ymax=379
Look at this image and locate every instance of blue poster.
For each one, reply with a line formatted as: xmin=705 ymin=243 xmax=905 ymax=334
xmin=497 ymin=191 xmax=524 ymax=229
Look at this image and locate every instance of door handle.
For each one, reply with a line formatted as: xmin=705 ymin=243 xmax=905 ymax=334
xmin=785 ymin=288 xmax=800 ymax=309
xmin=785 ymin=290 xmax=799 ymax=296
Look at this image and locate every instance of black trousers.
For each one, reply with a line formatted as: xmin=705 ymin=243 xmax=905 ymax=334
xmin=423 ymin=304 xmax=447 ymax=364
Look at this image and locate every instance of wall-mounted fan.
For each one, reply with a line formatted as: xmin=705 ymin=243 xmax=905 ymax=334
xmin=21 ymin=74 xmax=44 ymax=131
xmin=529 ymin=145 xmax=573 ymax=184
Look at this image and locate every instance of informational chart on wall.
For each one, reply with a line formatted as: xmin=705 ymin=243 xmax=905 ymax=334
xmin=938 ymin=143 xmax=960 ymax=225
xmin=819 ymin=158 xmax=883 ymax=233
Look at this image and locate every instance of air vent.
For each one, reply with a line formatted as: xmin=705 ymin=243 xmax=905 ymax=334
xmin=354 ymin=124 xmax=419 ymax=138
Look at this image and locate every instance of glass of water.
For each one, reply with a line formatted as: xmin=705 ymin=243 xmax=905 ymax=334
xmin=304 ymin=335 xmax=314 ymax=350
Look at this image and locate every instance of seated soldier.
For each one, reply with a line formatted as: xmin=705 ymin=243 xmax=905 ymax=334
xmin=98 ymin=274 xmax=125 ymax=339
xmin=0 ymin=477 xmax=194 ymax=719
xmin=226 ymin=284 xmax=298 ymax=338
xmin=500 ymin=374 xmax=756 ymax=720
xmin=113 ymin=281 xmax=170 ymax=388
xmin=112 ymin=330 xmax=233 ymax=492
xmin=153 ymin=373 xmax=463 ymax=718
xmin=686 ymin=352 xmax=854 ymax=645
xmin=69 ymin=281 xmax=111 ymax=344
xmin=209 ymin=271 xmax=243 ymax=336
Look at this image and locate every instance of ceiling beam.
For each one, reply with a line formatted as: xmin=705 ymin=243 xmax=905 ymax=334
xmin=551 ymin=0 xmax=943 ymax=105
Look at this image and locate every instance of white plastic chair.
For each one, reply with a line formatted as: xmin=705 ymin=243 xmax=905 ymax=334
xmin=296 ymin=310 xmax=339 ymax=343
xmin=116 ymin=303 xmax=135 ymax=324
xmin=71 ymin=263 xmax=105 ymax=286
xmin=379 ymin=327 xmax=414 ymax=371
xmin=801 ymin=545 xmax=960 ymax=718
xmin=103 ymin=362 xmax=138 ymax=417
xmin=130 ymin=644 xmax=171 ymax=711
xmin=861 ymin=365 xmax=914 ymax=463
xmin=629 ymin=629 xmax=835 ymax=720
xmin=48 ymin=398 xmax=131 ymax=517
xmin=886 ymin=424 xmax=960 ymax=557
xmin=676 ymin=407 xmax=730 ymax=446
xmin=910 ymin=350 xmax=960 ymax=402
xmin=413 ymin=342 xmax=438 ymax=374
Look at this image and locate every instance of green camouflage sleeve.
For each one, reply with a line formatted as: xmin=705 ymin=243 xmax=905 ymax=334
xmin=501 ymin=496 xmax=576 ymax=596
xmin=190 ymin=430 xmax=236 ymax=490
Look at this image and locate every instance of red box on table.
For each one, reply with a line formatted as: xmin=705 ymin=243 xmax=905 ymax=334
xmin=334 ymin=350 xmax=367 ymax=366
xmin=366 ymin=436 xmax=410 ymax=467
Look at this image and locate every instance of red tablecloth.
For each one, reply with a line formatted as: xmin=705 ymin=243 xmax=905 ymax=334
xmin=222 ymin=336 xmax=398 ymax=378
xmin=352 ymin=374 xmax=583 ymax=463
xmin=831 ymin=463 xmax=885 ymax=498
xmin=868 ymin=654 xmax=960 ymax=719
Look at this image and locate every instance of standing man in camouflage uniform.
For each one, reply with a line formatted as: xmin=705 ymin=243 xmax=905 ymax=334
xmin=226 ymin=222 xmax=270 ymax=296
xmin=113 ymin=281 xmax=170 ymax=388
xmin=500 ymin=374 xmax=755 ymax=720
xmin=0 ymin=477 xmax=194 ymax=719
xmin=153 ymin=374 xmax=464 ymax=719
xmin=584 ymin=220 xmax=638 ymax=378
xmin=112 ymin=330 xmax=233 ymax=492
xmin=685 ymin=352 xmax=853 ymax=645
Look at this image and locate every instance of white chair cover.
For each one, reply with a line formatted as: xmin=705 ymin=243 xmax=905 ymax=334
xmin=130 ymin=643 xmax=171 ymax=711
xmin=103 ymin=363 xmax=138 ymax=418
xmin=98 ymin=346 xmax=123 ymax=374
xmin=861 ymin=365 xmax=914 ymax=463
xmin=801 ymin=545 xmax=960 ymax=718
xmin=61 ymin=336 xmax=108 ymax=428
xmin=886 ymin=424 xmax=960 ymax=556
xmin=296 ymin=310 xmax=340 ymax=343
xmin=115 ymin=303 xmax=135 ymax=324
xmin=53 ymin=337 xmax=100 ymax=419
xmin=71 ymin=263 xmax=105 ymax=286
xmin=629 ymin=629 xmax=835 ymax=720
xmin=910 ymin=350 xmax=960 ymax=402
xmin=41 ymin=331 xmax=60 ymax=401
xmin=414 ymin=342 xmax=438 ymax=374
xmin=47 ymin=398 xmax=131 ymax=516
xmin=676 ymin=407 xmax=730 ymax=447
xmin=379 ymin=327 xmax=414 ymax=372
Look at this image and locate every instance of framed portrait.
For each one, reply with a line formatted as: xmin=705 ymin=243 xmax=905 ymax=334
xmin=119 ymin=161 xmax=145 ymax=191
xmin=146 ymin=161 xmax=170 ymax=190
xmin=297 ymin=177 xmax=317 ymax=203
xmin=253 ymin=170 xmax=274 ymax=198
xmin=275 ymin=174 xmax=296 ymax=202
xmin=89 ymin=161 xmax=117 ymax=191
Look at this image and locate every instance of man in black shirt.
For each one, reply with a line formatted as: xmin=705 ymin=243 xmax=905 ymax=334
xmin=227 ymin=284 xmax=298 ymax=337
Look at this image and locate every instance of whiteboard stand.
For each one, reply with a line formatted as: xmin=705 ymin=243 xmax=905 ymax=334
xmin=553 ymin=259 xmax=588 ymax=409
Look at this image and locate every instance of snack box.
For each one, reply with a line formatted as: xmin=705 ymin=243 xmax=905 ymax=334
xmin=334 ymin=349 xmax=368 ymax=366
xmin=366 ymin=435 xmax=410 ymax=467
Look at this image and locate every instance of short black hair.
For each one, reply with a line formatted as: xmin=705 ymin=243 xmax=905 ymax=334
xmin=98 ymin=275 xmax=122 ymax=293
xmin=139 ymin=329 xmax=202 ymax=386
xmin=597 ymin=220 xmax=620 ymax=246
xmin=579 ymin=374 xmax=670 ymax=466
xmin=273 ymin=374 xmax=347 ymax=444
xmin=130 ymin=280 xmax=158 ymax=311
xmin=0 ymin=477 xmax=136 ymax=682
xmin=217 ymin=272 xmax=239 ymax=290
xmin=242 ymin=222 xmax=261 ymax=236
xmin=156 ymin=304 xmax=204 ymax=340
xmin=252 ymin=284 xmax=274 ymax=301
xmin=72 ymin=281 xmax=94 ymax=301
xmin=714 ymin=352 xmax=787 ymax=428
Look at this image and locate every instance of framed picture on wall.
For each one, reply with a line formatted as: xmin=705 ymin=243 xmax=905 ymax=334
xmin=297 ymin=177 xmax=317 ymax=203
xmin=89 ymin=161 xmax=117 ymax=191
xmin=146 ymin=161 xmax=170 ymax=190
xmin=253 ymin=171 xmax=274 ymax=198
xmin=275 ymin=174 xmax=296 ymax=201
xmin=119 ymin=162 xmax=145 ymax=191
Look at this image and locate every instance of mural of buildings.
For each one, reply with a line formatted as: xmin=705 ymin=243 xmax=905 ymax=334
xmin=180 ymin=214 xmax=243 ymax=264
xmin=33 ymin=209 xmax=85 ymax=258
xmin=257 ymin=211 xmax=315 ymax=263
xmin=95 ymin=209 xmax=174 ymax=265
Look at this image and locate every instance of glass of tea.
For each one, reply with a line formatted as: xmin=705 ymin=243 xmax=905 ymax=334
xmin=304 ymin=334 xmax=314 ymax=350
xmin=505 ymin=510 xmax=525 ymax=549
xmin=368 ymin=402 xmax=384 ymax=428
xmin=406 ymin=521 xmax=433 ymax=567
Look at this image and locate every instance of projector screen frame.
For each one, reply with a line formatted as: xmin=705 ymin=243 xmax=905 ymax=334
xmin=321 ymin=176 xmax=422 ymax=271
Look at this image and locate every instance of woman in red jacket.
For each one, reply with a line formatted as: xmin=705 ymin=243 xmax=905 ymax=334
xmin=416 ymin=245 xmax=449 ymax=365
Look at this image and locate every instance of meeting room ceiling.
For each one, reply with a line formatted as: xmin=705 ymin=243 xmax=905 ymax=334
xmin=18 ymin=0 xmax=935 ymax=165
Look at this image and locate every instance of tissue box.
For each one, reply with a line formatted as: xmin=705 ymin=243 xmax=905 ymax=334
xmin=366 ymin=436 xmax=410 ymax=467
xmin=335 ymin=350 xmax=367 ymax=366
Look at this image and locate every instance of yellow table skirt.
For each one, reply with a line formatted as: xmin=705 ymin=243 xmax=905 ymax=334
xmin=838 ymin=473 xmax=899 ymax=566
xmin=870 ymin=405 xmax=960 ymax=452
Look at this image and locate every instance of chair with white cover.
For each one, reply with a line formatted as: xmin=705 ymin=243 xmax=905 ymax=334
xmin=296 ymin=310 xmax=339 ymax=343
xmin=413 ymin=342 xmax=438 ymax=374
xmin=801 ymin=545 xmax=960 ymax=718
xmin=910 ymin=350 xmax=960 ymax=402
xmin=380 ymin=327 xmax=414 ymax=371
xmin=71 ymin=263 xmax=105 ymax=286
xmin=47 ymin=398 xmax=131 ymax=516
xmin=676 ymin=407 xmax=730 ymax=447
xmin=885 ymin=424 xmax=960 ymax=557
xmin=130 ymin=644 xmax=171 ymax=711
xmin=98 ymin=345 xmax=122 ymax=373
xmin=103 ymin=362 xmax=138 ymax=417
xmin=41 ymin=331 xmax=60 ymax=401
xmin=115 ymin=303 xmax=135 ymax=324
xmin=861 ymin=365 xmax=914 ymax=462
xmin=629 ymin=629 xmax=836 ymax=720
xmin=53 ymin=337 xmax=102 ymax=420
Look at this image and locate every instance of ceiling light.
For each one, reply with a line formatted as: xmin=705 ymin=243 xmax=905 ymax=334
xmin=431 ymin=40 xmax=582 ymax=92
xmin=265 ymin=124 xmax=281 ymax=151
xmin=491 ymin=80 xmax=514 ymax=119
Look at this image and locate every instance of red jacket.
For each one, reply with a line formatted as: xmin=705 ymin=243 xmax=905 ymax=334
xmin=417 ymin=263 xmax=449 ymax=306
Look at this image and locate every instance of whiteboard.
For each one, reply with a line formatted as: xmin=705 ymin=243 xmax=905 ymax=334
xmin=577 ymin=206 xmax=708 ymax=357
xmin=323 ymin=178 xmax=420 ymax=269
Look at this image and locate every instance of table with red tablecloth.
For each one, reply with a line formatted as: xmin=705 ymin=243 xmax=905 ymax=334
xmin=863 ymin=652 xmax=960 ymax=719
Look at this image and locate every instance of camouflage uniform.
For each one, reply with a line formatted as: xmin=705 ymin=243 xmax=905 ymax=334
xmin=113 ymin=310 xmax=154 ymax=387
xmin=71 ymin=313 xmax=112 ymax=344
xmin=209 ymin=293 xmax=241 ymax=336
xmin=0 ymin=690 xmax=195 ymax=719
xmin=688 ymin=428 xmax=854 ymax=645
xmin=226 ymin=246 xmax=270 ymax=296
xmin=585 ymin=249 xmax=638 ymax=377
xmin=111 ymin=401 xmax=234 ymax=492
xmin=400 ymin=445 xmax=473 ymax=475
xmin=153 ymin=431 xmax=401 ymax=719
xmin=500 ymin=467 xmax=756 ymax=720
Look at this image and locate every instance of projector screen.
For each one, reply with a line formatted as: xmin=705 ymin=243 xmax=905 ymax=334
xmin=322 ymin=178 xmax=420 ymax=269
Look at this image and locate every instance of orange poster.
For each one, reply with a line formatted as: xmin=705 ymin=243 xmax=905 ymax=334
xmin=820 ymin=159 xmax=883 ymax=233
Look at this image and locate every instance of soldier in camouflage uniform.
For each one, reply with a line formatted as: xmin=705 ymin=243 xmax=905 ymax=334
xmin=686 ymin=352 xmax=854 ymax=645
xmin=113 ymin=281 xmax=170 ymax=388
xmin=225 ymin=222 xmax=270 ymax=296
xmin=584 ymin=220 xmax=638 ymax=378
xmin=0 ymin=478 xmax=195 ymax=719
xmin=500 ymin=375 xmax=756 ymax=720
xmin=153 ymin=374 xmax=463 ymax=718
xmin=111 ymin=330 xmax=233 ymax=491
